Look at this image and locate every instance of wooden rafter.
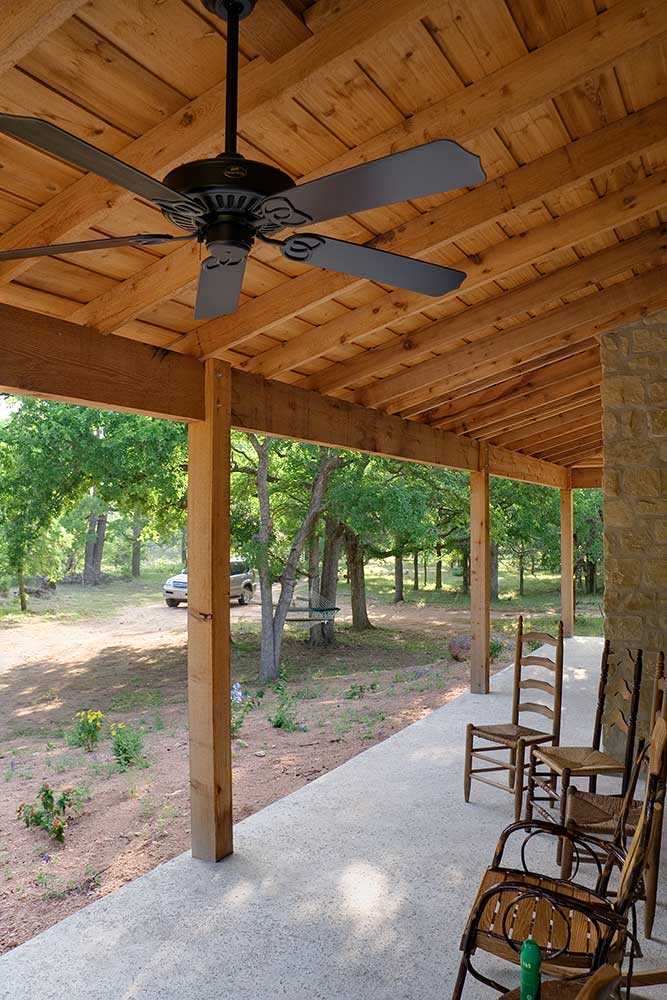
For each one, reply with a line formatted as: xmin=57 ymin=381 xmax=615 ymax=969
xmin=0 ymin=1 xmax=87 ymax=77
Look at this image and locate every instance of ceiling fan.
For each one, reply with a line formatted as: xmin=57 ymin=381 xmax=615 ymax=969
xmin=0 ymin=0 xmax=485 ymax=320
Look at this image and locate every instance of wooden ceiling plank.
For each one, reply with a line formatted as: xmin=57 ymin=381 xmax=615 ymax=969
xmin=538 ymin=434 xmax=604 ymax=464
xmin=0 ymin=1 xmax=86 ymax=77
xmin=439 ymin=369 xmax=602 ymax=437
xmin=359 ymin=261 xmax=667 ymax=410
xmin=473 ymin=388 xmax=602 ymax=441
xmin=430 ymin=349 xmax=600 ymax=431
xmin=190 ymin=93 xmax=667 ymax=370
xmin=398 ymin=338 xmax=600 ymax=421
xmin=492 ymin=400 xmax=603 ymax=449
xmin=508 ymin=417 xmax=602 ymax=454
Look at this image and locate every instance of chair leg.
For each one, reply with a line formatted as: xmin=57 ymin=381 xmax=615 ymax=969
xmin=556 ymin=768 xmax=570 ymax=865
xmin=525 ymin=748 xmax=537 ymax=820
xmin=464 ymin=724 xmax=473 ymax=803
xmin=509 ymin=745 xmax=517 ymax=790
xmin=452 ymin=956 xmax=468 ymax=1000
xmin=514 ymin=738 xmax=526 ymax=822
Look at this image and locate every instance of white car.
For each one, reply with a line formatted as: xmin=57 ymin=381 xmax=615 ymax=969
xmin=164 ymin=560 xmax=255 ymax=608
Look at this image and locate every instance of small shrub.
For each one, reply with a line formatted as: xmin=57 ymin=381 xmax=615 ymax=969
xmin=489 ymin=638 xmax=504 ymax=660
xmin=344 ymin=683 xmax=366 ymax=700
xmin=109 ymin=723 xmax=145 ymax=769
xmin=268 ymin=668 xmax=302 ymax=732
xmin=17 ymin=784 xmax=76 ymax=843
xmin=67 ymin=710 xmax=104 ymax=752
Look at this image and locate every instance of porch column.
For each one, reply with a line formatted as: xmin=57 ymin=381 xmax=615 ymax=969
xmin=560 ymin=485 xmax=574 ymax=637
xmin=601 ymin=311 xmax=667 ymax=752
xmin=470 ymin=454 xmax=490 ymax=694
xmin=187 ymin=359 xmax=233 ymax=861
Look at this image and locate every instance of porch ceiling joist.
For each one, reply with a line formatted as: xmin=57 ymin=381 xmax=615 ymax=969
xmin=0 ymin=1 xmax=87 ymax=77
xmin=0 ymin=305 xmax=568 ymax=489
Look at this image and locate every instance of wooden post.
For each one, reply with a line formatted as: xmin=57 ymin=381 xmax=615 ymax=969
xmin=470 ymin=455 xmax=490 ymax=693
xmin=560 ymin=486 xmax=575 ymax=637
xmin=187 ymin=359 xmax=233 ymax=862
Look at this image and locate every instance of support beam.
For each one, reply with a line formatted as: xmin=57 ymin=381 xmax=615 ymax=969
xmin=571 ymin=468 xmax=602 ymax=488
xmin=187 ymin=360 xmax=233 ymax=862
xmin=0 ymin=304 xmax=205 ymax=420
xmin=470 ymin=457 xmax=491 ymax=693
xmin=560 ymin=486 xmax=575 ymax=638
xmin=0 ymin=305 xmax=569 ymax=489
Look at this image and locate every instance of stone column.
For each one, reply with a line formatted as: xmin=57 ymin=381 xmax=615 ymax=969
xmin=601 ymin=311 xmax=667 ymax=756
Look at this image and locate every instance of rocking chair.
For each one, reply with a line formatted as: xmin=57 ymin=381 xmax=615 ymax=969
xmin=452 ymin=716 xmax=667 ymax=1000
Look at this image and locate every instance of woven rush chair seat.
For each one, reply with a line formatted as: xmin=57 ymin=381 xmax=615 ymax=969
xmin=532 ymin=745 xmax=625 ymax=779
xmin=565 ymin=790 xmax=641 ymax=835
xmin=471 ymin=723 xmax=552 ymax=744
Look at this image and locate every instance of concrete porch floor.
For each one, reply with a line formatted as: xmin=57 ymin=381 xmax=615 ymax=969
xmin=1 ymin=636 xmax=665 ymax=1000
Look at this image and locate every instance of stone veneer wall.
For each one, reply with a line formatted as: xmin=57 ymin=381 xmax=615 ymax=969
xmin=601 ymin=310 xmax=667 ymax=757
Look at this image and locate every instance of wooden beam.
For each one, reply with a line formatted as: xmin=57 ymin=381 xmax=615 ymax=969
xmin=360 ymin=262 xmax=667 ymax=411
xmin=238 ymin=164 xmax=667 ymax=380
xmin=230 ymin=370 xmax=569 ymax=487
xmin=571 ymin=468 xmax=602 ymax=489
xmin=560 ymin=486 xmax=575 ymax=637
xmin=174 ymin=8 xmax=667 ymax=366
xmin=0 ymin=304 xmax=571 ymax=490
xmin=0 ymin=1 xmax=86 ymax=78
xmin=0 ymin=305 xmax=205 ymax=420
xmin=540 ymin=434 xmax=604 ymax=464
xmin=509 ymin=417 xmax=601 ymax=454
xmin=476 ymin=389 xmax=602 ymax=442
xmin=187 ymin=360 xmax=233 ymax=862
xmin=470 ymin=455 xmax=490 ymax=693
xmin=240 ymin=0 xmax=312 ymax=61
xmin=487 ymin=447 xmax=568 ymax=490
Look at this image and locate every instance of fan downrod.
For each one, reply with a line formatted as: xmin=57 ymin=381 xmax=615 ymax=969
xmin=202 ymin=0 xmax=257 ymax=22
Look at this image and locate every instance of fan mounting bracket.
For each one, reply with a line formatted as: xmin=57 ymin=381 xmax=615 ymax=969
xmin=201 ymin=0 xmax=257 ymax=22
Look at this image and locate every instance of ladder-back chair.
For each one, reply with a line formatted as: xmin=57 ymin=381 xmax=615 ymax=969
xmin=562 ymin=651 xmax=666 ymax=937
xmin=464 ymin=617 xmax=564 ymax=821
xmin=524 ymin=644 xmax=643 ymax=841
xmin=453 ymin=717 xmax=667 ymax=1000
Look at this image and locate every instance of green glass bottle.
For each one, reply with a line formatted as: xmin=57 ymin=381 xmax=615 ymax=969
xmin=520 ymin=936 xmax=541 ymax=1000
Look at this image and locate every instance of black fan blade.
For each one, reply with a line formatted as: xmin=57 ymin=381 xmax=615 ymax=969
xmin=194 ymin=252 xmax=248 ymax=320
xmin=279 ymin=234 xmax=466 ymax=297
xmin=0 ymin=233 xmax=194 ymax=262
xmin=0 ymin=115 xmax=201 ymax=214
xmin=259 ymin=140 xmax=485 ymax=229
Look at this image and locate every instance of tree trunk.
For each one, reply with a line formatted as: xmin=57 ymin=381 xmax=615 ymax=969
xmin=586 ymin=560 xmax=597 ymax=595
xmin=423 ymin=554 xmax=428 ymax=587
xmin=490 ymin=541 xmax=499 ymax=601
xmin=307 ymin=525 xmax=321 ymax=645
xmin=91 ymin=514 xmax=107 ymax=578
xmin=344 ymin=527 xmax=372 ymax=630
xmin=394 ymin=550 xmax=404 ymax=603
xmin=461 ymin=549 xmax=470 ymax=596
xmin=413 ymin=550 xmax=419 ymax=591
xmin=17 ymin=565 xmax=27 ymax=612
xmin=435 ymin=543 xmax=442 ymax=591
xmin=83 ymin=511 xmax=98 ymax=584
xmin=309 ymin=516 xmax=344 ymax=646
xmin=519 ymin=552 xmax=525 ymax=597
xmin=250 ymin=438 xmax=341 ymax=680
xmin=131 ymin=517 xmax=142 ymax=578
xmin=180 ymin=523 xmax=188 ymax=568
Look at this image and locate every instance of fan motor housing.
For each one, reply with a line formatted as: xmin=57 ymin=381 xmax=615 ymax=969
xmin=161 ymin=155 xmax=295 ymax=234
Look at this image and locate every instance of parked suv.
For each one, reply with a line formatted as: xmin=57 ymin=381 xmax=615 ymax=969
xmin=163 ymin=560 xmax=255 ymax=608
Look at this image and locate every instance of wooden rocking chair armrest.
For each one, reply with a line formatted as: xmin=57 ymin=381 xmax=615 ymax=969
xmin=492 ymin=820 xmax=626 ymax=874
